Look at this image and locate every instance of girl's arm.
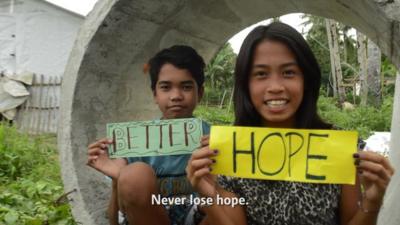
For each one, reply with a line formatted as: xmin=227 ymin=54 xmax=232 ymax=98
xmin=340 ymin=151 xmax=395 ymax=225
xmin=186 ymin=136 xmax=247 ymax=225
xmin=200 ymin=186 xmax=247 ymax=225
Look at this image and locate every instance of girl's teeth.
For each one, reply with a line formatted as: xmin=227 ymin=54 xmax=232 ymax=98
xmin=266 ymin=100 xmax=287 ymax=106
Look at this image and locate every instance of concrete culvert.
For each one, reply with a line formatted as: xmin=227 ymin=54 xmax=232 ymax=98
xmin=58 ymin=0 xmax=400 ymax=224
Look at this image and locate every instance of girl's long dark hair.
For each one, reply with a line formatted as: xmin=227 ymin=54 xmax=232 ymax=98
xmin=234 ymin=22 xmax=331 ymax=129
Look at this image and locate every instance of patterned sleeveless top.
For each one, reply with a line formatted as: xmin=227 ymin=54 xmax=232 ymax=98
xmin=218 ymin=176 xmax=341 ymax=225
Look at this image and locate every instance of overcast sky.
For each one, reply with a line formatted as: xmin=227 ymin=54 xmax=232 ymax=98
xmin=45 ymin=0 xmax=306 ymax=53
xmin=228 ymin=14 xmax=306 ymax=53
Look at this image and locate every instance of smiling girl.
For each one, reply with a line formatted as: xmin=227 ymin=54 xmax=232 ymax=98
xmin=186 ymin=22 xmax=394 ymax=225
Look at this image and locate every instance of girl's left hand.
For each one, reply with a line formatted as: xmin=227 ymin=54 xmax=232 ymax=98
xmin=186 ymin=135 xmax=218 ymax=198
xmin=354 ymin=151 xmax=395 ymax=209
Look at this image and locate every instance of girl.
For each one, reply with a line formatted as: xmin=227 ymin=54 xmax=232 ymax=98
xmin=186 ymin=22 xmax=394 ymax=225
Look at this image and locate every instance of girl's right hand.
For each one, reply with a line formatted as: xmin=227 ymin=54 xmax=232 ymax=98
xmin=186 ymin=135 xmax=219 ymax=198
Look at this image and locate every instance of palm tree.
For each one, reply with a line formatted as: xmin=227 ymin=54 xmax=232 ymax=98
xmin=357 ymin=31 xmax=368 ymax=106
xmin=325 ymin=18 xmax=345 ymax=103
xmin=204 ymin=43 xmax=236 ymax=106
xmin=367 ymin=39 xmax=382 ymax=107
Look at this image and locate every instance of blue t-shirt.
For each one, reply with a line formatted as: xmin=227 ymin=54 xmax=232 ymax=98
xmin=125 ymin=120 xmax=210 ymax=197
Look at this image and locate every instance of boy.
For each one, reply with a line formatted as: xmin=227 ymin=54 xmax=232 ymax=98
xmin=87 ymin=45 xmax=209 ymax=225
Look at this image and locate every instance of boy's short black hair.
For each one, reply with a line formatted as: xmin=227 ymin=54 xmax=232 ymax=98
xmin=148 ymin=45 xmax=205 ymax=91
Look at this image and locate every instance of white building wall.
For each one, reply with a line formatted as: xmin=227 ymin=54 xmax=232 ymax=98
xmin=15 ymin=0 xmax=83 ymax=77
xmin=0 ymin=0 xmax=83 ymax=132
xmin=0 ymin=13 xmax=16 ymax=74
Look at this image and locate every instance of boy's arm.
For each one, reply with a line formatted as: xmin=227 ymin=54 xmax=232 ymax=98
xmin=108 ymin=179 xmax=119 ymax=225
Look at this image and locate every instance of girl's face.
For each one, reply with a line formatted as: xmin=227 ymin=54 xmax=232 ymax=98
xmin=249 ymin=40 xmax=304 ymax=128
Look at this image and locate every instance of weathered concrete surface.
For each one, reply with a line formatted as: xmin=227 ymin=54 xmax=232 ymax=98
xmin=58 ymin=0 xmax=400 ymax=224
xmin=379 ymin=72 xmax=400 ymax=225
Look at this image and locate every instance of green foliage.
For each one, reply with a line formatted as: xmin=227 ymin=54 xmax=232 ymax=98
xmin=302 ymin=14 xmax=397 ymax=109
xmin=0 ymin=124 xmax=76 ymax=225
xmin=381 ymin=55 xmax=398 ymax=96
xmin=303 ymin=15 xmax=359 ymax=89
xmin=204 ymin=43 xmax=236 ymax=106
xmin=302 ymin=15 xmax=332 ymax=89
xmin=194 ymin=105 xmax=234 ymax=125
xmin=381 ymin=55 xmax=398 ymax=78
xmin=205 ymin=43 xmax=236 ymax=89
xmin=317 ymin=96 xmax=393 ymax=139
xmin=195 ymin=96 xmax=393 ymax=140
xmin=338 ymin=24 xmax=358 ymax=70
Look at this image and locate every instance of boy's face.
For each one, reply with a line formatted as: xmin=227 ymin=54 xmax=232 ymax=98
xmin=154 ymin=63 xmax=203 ymax=119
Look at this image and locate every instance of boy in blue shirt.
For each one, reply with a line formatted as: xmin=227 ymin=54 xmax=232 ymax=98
xmin=87 ymin=45 xmax=209 ymax=225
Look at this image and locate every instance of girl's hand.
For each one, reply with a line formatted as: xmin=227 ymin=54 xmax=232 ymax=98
xmin=354 ymin=151 xmax=395 ymax=210
xmin=186 ymin=135 xmax=219 ymax=197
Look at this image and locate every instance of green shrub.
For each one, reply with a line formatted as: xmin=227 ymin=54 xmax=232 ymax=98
xmin=317 ymin=96 xmax=393 ymax=139
xmin=194 ymin=105 xmax=234 ymax=125
xmin=195 ymin=96 xmax=393 ymax=140
xmin=0 ymin=123 xmax=76 ymax=225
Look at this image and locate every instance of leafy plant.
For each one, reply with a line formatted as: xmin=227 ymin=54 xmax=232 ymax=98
xmin=194 ymin=105 xmax=234 ymax=125
xmin=317 ymin=96 xmax=393 ymax=139
xmin=204 ymin=43 xmax=236 ymax=106
xmin=0 ymin=123 xmax=76 ymax=225
xmin=196 ymin=95 xmax=393 ymax=140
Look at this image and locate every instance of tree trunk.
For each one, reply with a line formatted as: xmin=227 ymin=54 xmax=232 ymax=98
xmin=326 ymin=19 xmax=338 ymax=98
xmin=357 ymin=31 xmax=368 ymax=106
xmin=343 ymin=31 xmax=348 ymax=63
xmin=325 ymin=19 xmax=345 ymax=103
xmin=227 ymin=88 xmax=234 ymax=113
xmin=367 ymin=39 xmax=382 ymax=107
xmin=219 ymin=90 xmax=227 ymax=109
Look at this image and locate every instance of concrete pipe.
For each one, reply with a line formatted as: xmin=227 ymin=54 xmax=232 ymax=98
xmin=58 ymin=0 xmax=400 ymax=224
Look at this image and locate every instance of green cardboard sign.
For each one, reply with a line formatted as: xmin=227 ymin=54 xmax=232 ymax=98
xmin=106 ymin=118 xmax=203 ymax=158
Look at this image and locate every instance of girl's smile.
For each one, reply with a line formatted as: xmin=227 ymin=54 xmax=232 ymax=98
xmin=249 ymin=39 xmax=304 ymax=128
xmin=264 ymin=99 xmax=289 ymax=112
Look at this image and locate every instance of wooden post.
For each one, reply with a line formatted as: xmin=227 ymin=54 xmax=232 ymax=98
xmin=28 ymin=74 xmax=36 ymax=133
xmin=45 ymin=76 xmax=52 ymax=133
xmin=36 ymin=75 xmax=44 ymax=134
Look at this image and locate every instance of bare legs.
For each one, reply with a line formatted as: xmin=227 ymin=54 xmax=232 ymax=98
xmin=117 ymin=162 xmax=170 ymax=225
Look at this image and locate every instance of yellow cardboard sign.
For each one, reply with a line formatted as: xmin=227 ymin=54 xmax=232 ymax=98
xmin=210 ymin=126 xmax=358 ymax=184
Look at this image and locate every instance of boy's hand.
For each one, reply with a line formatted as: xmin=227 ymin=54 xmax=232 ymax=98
xmin=87 ymin=138 xmax=122 ymax=179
